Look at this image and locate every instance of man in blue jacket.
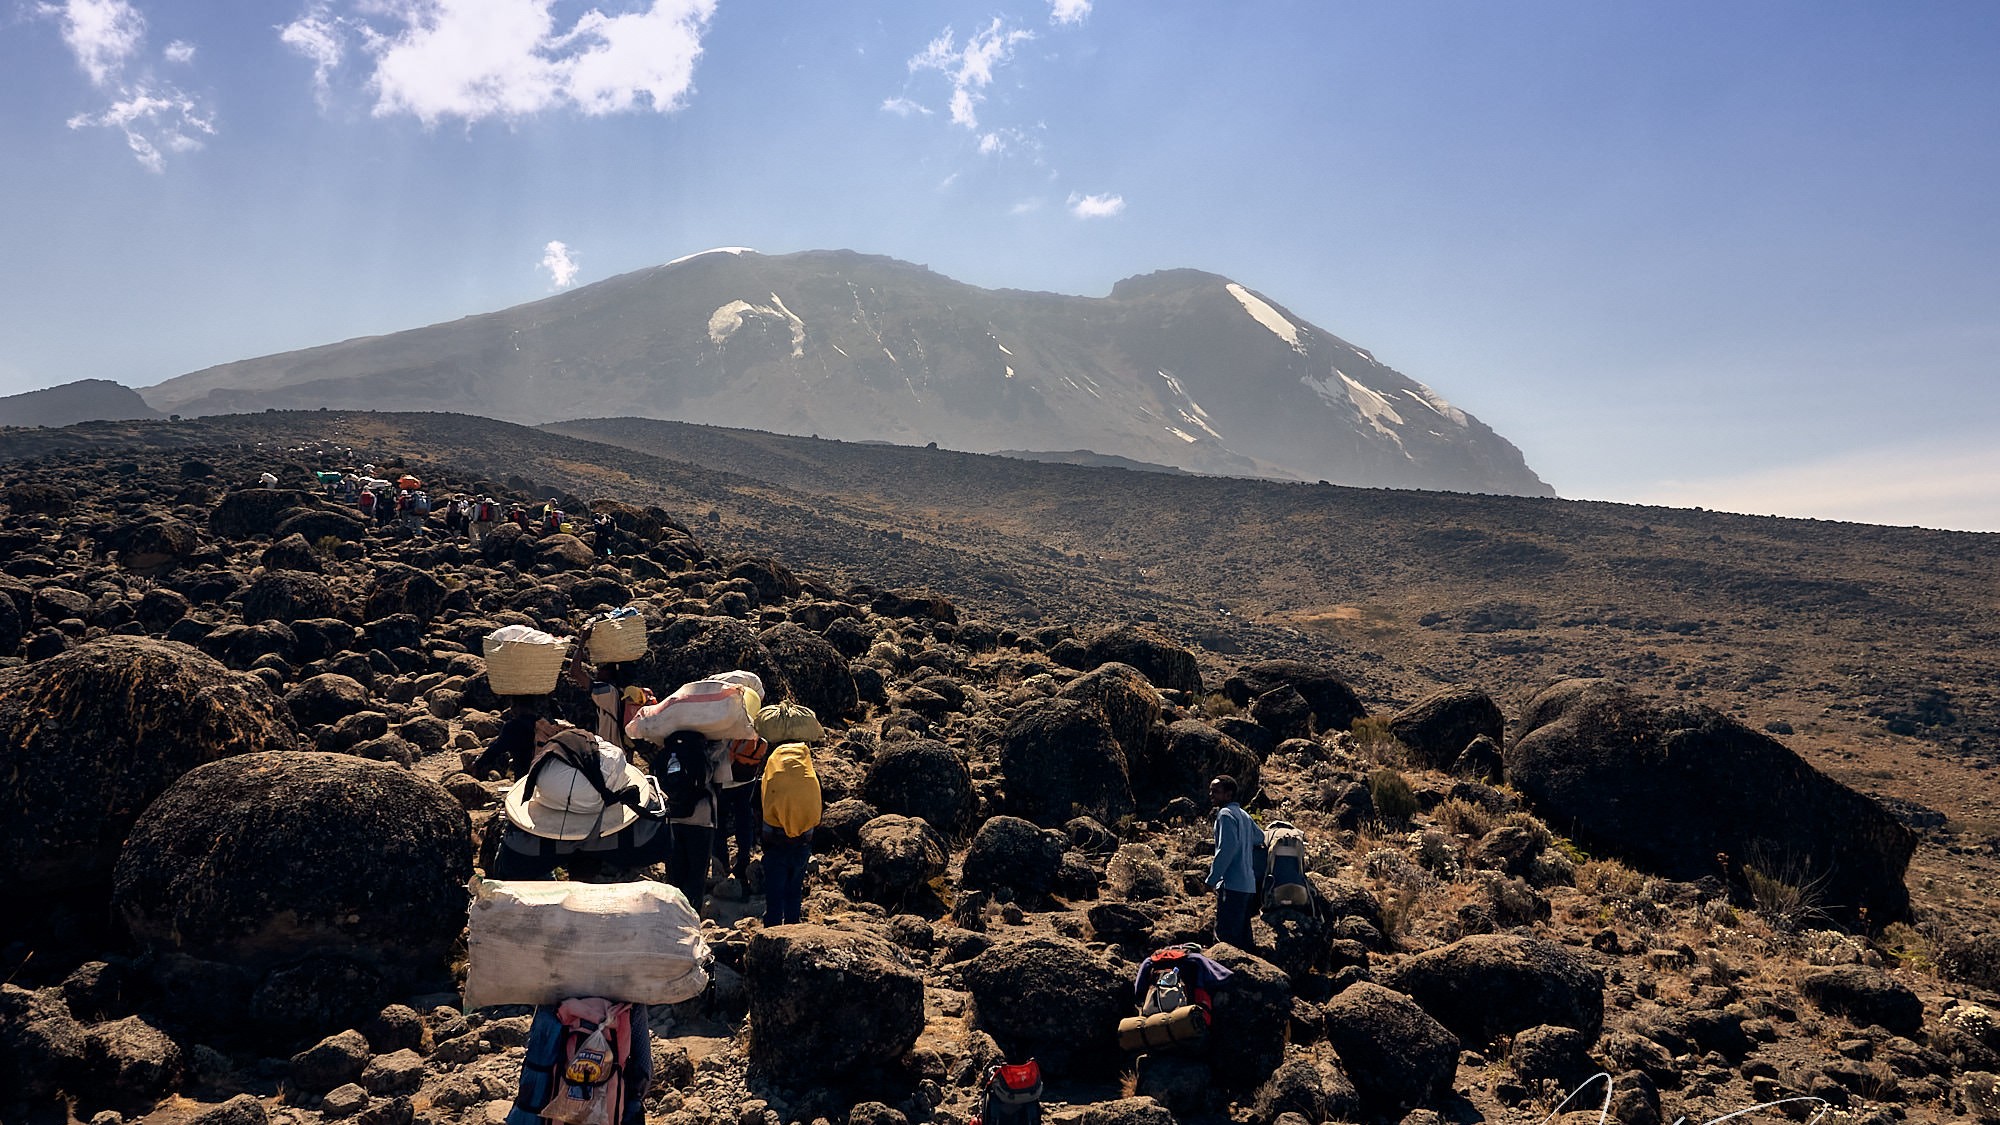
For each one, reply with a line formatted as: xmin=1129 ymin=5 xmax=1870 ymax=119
xmin=1206 ymin=774 xmax=1262 ymax=949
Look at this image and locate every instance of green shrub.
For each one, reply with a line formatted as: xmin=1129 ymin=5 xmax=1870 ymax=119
xmin=1368 ymin=766 xmax=1418 ymax=825
xmin=1434 ymin=797 xmax=1494 ymax=838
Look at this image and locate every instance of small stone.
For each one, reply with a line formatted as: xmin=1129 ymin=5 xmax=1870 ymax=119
xmin=359 ymin=1048 xmax=425 ymax=1095
xmin=323 ymin=1084 xmax=371 ymax=1119
xmin=187 ymin=1093 xmax=268 ymax=1125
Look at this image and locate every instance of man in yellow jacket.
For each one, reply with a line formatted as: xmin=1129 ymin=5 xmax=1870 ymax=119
xmin=759 ymin=741 xmax=820 ymax=926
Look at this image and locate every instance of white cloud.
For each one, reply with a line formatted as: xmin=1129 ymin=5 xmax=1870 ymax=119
xmin=280 ymin=0 xmax=717 ymax=125
xmin=907 ymin=18 xmax=1033 ymax=131
xmin=879 ymin=96 xmax=930 ymax=118
xmin=67 ymin=89 xmax=215 ymax=172
xmin=1050 ymin=0 xmax=1091 ymax=25
xmin=42 ymin=0 xmax=145 ymax=85
xmin=540 ymin=240 xmax=580 ymax=289
xmin=1009 ymin=198 xmax=1043 ymax=215
xmin=279 ymin=8 xmax=347 ymax=105
xmin=977 ymin=132 xmax=1002 ymax=155
xmin=39 ymin=0 xmax=214 ymax=171
xmin=1628 ymin=443 xmax=2000 ymax=532
xmin=1067 ymin=191 xmax=1125 ymax=218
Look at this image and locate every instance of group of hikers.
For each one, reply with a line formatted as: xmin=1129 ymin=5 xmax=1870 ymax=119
xmin=470 ymin=624 xmax=824 ymax=1125
xmin=303 ymin=464 xmax=612 ymax=547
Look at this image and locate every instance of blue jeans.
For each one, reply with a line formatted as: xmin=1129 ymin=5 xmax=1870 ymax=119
xmin=761 ymin=832 xmax=811 ymax=926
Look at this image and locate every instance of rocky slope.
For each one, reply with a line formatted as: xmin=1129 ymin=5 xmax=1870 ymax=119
xmin=0 ymin=379 xmax=161 ymax=428
xmin=138 ymin=249 xmax=1551 ymax=496
xmin=0 ymin=423 xmax=1997 ymax=1125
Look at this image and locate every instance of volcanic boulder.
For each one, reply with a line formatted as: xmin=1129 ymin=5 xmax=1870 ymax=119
xmin=210 ymin=488 xmax=313 ymax=538
xmin=963 ymin=937 xmax=1127 ymax=1077
xmin=1133 ymin=720 xmax=1259 ymax=813
xmin=855 ymin=815 xmax=947 ymax=904
xmin=1387 ymin=685 xmax=1505 ymax=770
xmin=862 ymin=739 xmax=974 ymax=838
xmin=365 ymin=566 xmax=446 ymax=624
xmin=999 ymin=698 xmax=1135 ymax=828
xmin=1221 ymin=660 xmax=1367 ymax=735
xmin=1084 ymin=625 xmax=1202 ymax=696
xmin=758 ymin=622 xmax=857 ymax=720
xmin=1058 ymin=662 xmax=1164 ymax=761
xmin=113 ymin=752 xmax=471 ymax=983
xmin=743 ymin=925 xmax=924 ymax=1084
xmin=639 ymin=615 xmax=785 ymax=700
xmin=242 ymin=572 xmax=338 ymax=624
xmin=0 ymin=637 xmax=298 ymax=905
xmin=1320 ymin=982 xmax=1459 ymax=1117
xmin=1505 ymin=679 xmax=1916 ymax=925
xmin=1383 ymin=933 xmax=1604 ymax=1044
xmin=1799 ymin=966 xmax=1925 ymax=1036
xmin=960 ymin=816 xmax=1067 ymax=899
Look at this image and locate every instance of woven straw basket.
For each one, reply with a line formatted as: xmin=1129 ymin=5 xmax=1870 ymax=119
xmin=587 ymin=611 xmax=649 ymax=664
xmin=484 ymin=634 xmax=572 ymax=695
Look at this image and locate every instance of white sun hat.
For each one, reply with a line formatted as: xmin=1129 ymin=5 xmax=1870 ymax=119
xmin=504 ymin=730 xmax=656 ymax=841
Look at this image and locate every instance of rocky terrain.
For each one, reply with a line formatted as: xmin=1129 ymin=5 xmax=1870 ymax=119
xmin=135 ymin=249 xmax=1551 ymax=495
xmin=0 ymin=414 xmax=1996 ymax=1125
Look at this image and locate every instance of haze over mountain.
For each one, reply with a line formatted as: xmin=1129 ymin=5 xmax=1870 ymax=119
xmin=141 ymin=249 xmax=1551 ymax=497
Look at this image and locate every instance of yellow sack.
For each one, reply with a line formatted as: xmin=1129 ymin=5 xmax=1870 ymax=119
xmin=756 ymin=699 xmax=825 ymax=744
xmin=760 ymin=742 xmax=821 ymax=837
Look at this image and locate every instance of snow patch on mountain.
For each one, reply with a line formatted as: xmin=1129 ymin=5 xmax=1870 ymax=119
xmin=1156 ymin=371 xmax=1224 ymax=439
xmin=707 ymin=294 xmax=805 ymax=357
xmin=1166 ymin=426 xmax=1198 ymax=443
xmin=668 ymin=246 xmax=757 ymax=267
xmin=1402 ymin=382 xmax=1469 ymax=427
xmin=1226 ymin=283 xmax=1307 ymax=355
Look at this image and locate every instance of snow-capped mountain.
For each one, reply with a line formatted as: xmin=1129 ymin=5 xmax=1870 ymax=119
xmin=142 ymin=249 xmax=1552 ymax=496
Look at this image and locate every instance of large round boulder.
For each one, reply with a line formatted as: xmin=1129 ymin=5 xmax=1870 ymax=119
xmin=744 ymin=925 xmax=924 ymax=1084
xmin=0 ymin=638 xmax=298 ymax=904
xmin=998 ymin=698 xmax=1135 ymax=828
xmin=861 ymin=739 xmax=974 ymax=838
xmin=242 ymin=572 xmax=338 ymax=625
xmin=1057 ymin=663 xmax=1163 ymax=761
xmin=1387 ymin=686 xmax=1505 ymax=770
xmin=1203 ymin=945 xmax=1296 ymax=1091
xmin=758 ymin=622 xmax=857 ymax=720
xmin=1221 ymin=660 xmax=1367 ymax=735
xmin=963 ymin=936 xmax=1127 ymax=1077
xmin=870 ymin=589 xmax=957 ymax=624
xmin=284 ymin=673 xmax=375 ymax=728
xmin=1383 ymin=933 xmax=1604 ymax=1045
xmin=1320 ymin=982 xmax=1459 ymax=1117
xmin=960 ymin=816 xmax=1067 ymax=898
xmin=855 ymin=815 xmax=947 ymax=904
xmin=636 ymin=615 xmax=785 ymax=700
xmin=1506 ymin=679 xmax=1916 ymax=925
xmin=1798 ymin=966 xmax=1925 ymax=1036
xmin=211 ymin=488 xmax=314 ymax=538
xmin=365 ymin=566 xmax=446 ymax=624
xmin=1083 ymin=625 xmax=1201 ymax=696
xmin=1133 ymin=719 xmax=1259 ymax=812
xmin=113 ymin=752 xmax=472 ymax=982
xmin=273 ymin=507 xmax=369 ymax=544
xmin=534 ymin=533 xmax=596 ymax=571
xmin=116 ymin=519 xmax=200 ymax=575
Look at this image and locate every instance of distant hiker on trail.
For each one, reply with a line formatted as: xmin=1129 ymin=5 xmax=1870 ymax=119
xmin=644 ymin=730 xmax=717 ymax=913
xmin=357 ymin=487 xmax=376 ymax=521
xmin=470 ymin=497 xmax=499 ymax=543
xmin=1207 ymin=775 xmax=1262 ymax=950
xmin=510 ymin=503 xmax=531 ymax=531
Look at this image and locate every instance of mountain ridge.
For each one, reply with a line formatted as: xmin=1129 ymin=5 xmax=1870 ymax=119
xmin=139 ymin=248 xmax=1553 ymax=497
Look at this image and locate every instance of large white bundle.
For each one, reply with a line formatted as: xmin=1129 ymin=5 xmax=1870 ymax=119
xmin=625 ymin=679 xmax=758 ymax=743
xmin=463 ymin=878 xmax=709 ymax=1008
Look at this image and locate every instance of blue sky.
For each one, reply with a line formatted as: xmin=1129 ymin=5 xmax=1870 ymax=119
xmin=4 ymin=1 xmax=1997 ymax=530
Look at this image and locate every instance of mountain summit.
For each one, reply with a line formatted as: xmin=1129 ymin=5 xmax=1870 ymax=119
xmin=142 ymin=248 xmax=1551 ymax=495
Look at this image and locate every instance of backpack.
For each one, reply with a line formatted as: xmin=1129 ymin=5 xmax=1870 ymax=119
xmin=1141 ymin=965 xmax=1192 ymax=1016
xmin=760 ymin=742 xmax=821 ymax=838
xmin=412 ymin=492 xmax=431 ymax=515
xmin=653 ymin=731 xmax=712 ymax=818
xmin=1262 ymin=820 xmax=1314 ymax=913
xmin=358 ymin=490 xmax=375 ymax=513
xmin=541 ymin=1002 xmax=631 ymax=1125
xmin=725 ymin=736 xmax=772 ymax=784
xmin=1140 ymin=946 xmax=1216 ymax=1013
xmin=476 ymin=500 xmax=496 ymax=522
xmin=970 ymin=1059 xmax=1042 ymax=1125
xmin=755 ymin=699 xmax=825 ymax=744
xmin=1119 ymin=947 xmax=1215 ymax=1053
